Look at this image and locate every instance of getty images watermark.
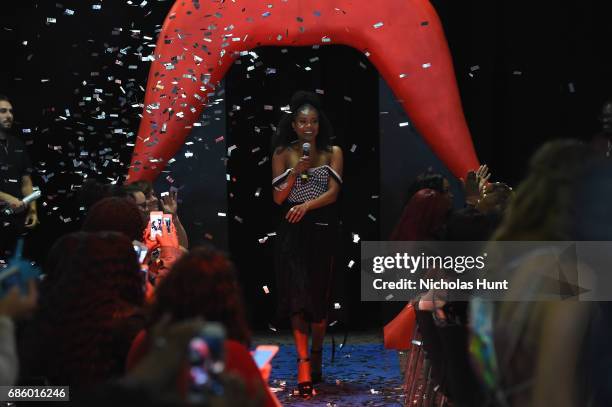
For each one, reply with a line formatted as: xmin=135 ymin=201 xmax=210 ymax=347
xmin=361 ymin=241 xmax=612 ymax=302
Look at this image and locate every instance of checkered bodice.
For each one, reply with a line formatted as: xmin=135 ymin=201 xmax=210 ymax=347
xmin=272 ymin=165 xmax=343 ymax=203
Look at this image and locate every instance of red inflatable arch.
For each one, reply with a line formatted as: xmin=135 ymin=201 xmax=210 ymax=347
xmin=128 ymin=0 xmax=479 ymax=182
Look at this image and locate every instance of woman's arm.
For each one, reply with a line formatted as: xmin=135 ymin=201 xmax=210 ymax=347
xmin=285 ymin=146 xmax=343 ymax=223
xmin=272 ymin=148 xmax=295 ymax=205
xmin=272 ymin=147 xmax=311 ymax=205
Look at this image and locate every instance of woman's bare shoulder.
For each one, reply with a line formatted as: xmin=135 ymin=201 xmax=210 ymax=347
xmin=273 ymin=145 xmax=299 ymax=156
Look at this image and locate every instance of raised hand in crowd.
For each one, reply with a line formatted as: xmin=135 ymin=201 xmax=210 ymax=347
xmin=143 ymin=218 xmax=180 ymax=251
xmin=464 ymin=170 xmax=480 ymax=206
xmin=160 ymin=190 xmax=178 ymax=215
xmin=475 ymin=164 xmax=491 ymax=191
xmin=464 ymin=164 xmax=492 ymax=206
xmin=159 ymin=190 xmax=189 ymax=249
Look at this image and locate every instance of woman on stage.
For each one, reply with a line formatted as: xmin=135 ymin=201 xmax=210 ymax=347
xmin=271 ymin=91 xmax=343 ymax=399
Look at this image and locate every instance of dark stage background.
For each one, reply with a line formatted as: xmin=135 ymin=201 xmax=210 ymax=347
xmin=1 ymin=1 xmax=611 ymax=329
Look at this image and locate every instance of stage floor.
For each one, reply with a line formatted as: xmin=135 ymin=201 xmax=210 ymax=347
xmin=253 ymin=330 xmax=405 ymax=406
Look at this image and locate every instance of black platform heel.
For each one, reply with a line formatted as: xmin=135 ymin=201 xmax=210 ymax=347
xmin=311 ymin=348 xmax=323 ymax=384
xmin=293 ymin=358 xmax=314 ymax=399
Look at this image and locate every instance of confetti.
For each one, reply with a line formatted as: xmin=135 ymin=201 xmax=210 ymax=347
xmin=373 ymin=22 xmax=384 ymax=29
xmin=368 ymin=214 xmax=377 ymax=222
xmin=334 ymin=302 xmax=341 ymax=309
xmin=263 ymin=285 xmax=270 ymax=294
xmin=348 ymin=260 xmax=355 ymax=268
xmin=350 ymin=144 xmax=357 ymax=152
xmin=352 ymin=233 xmax=360 ymax=243
xmin=399 ymin=122 xmax=410 ymax=127
xmin=470 ymin=65 xmax=480 ymax=72
xmin=217 ymin=212 xmax=226 ymax=217
xmin=385 ymin=294 xmax=394 ymax=300
xmin=422 ymin=62 xmax=432 ymax=69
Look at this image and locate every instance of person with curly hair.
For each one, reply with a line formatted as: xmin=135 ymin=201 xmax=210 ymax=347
xmin=270 ymin=90 xmax=343 ymax=398
xmin=19 ymin=232 xmax=146 ymax=387
xmin=148 ymin=246 xmax=251 ymax=345
xmin=126 ymin=247 xmax=280 ymax=407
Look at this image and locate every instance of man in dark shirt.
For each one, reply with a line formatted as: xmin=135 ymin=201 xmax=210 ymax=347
xmin=0 ymin=95 xmax=38 ymax=255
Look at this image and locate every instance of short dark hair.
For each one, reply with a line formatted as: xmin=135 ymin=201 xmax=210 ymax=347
xmin=0 ymin=95 xmax=11 ymax=104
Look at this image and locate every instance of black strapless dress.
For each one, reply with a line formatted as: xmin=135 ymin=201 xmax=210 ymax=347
xmin=273 ymin=165 xmax=341 ymax=323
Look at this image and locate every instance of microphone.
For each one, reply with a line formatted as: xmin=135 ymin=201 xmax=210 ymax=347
xmin=301 ymin=142 xmax=310 ymax=181
xmin=3 ymin=190 xmax=42 ymax=216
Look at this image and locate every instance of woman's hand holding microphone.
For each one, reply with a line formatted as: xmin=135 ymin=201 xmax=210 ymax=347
xmin=286 ymin=151 xmax=311 ymax=223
